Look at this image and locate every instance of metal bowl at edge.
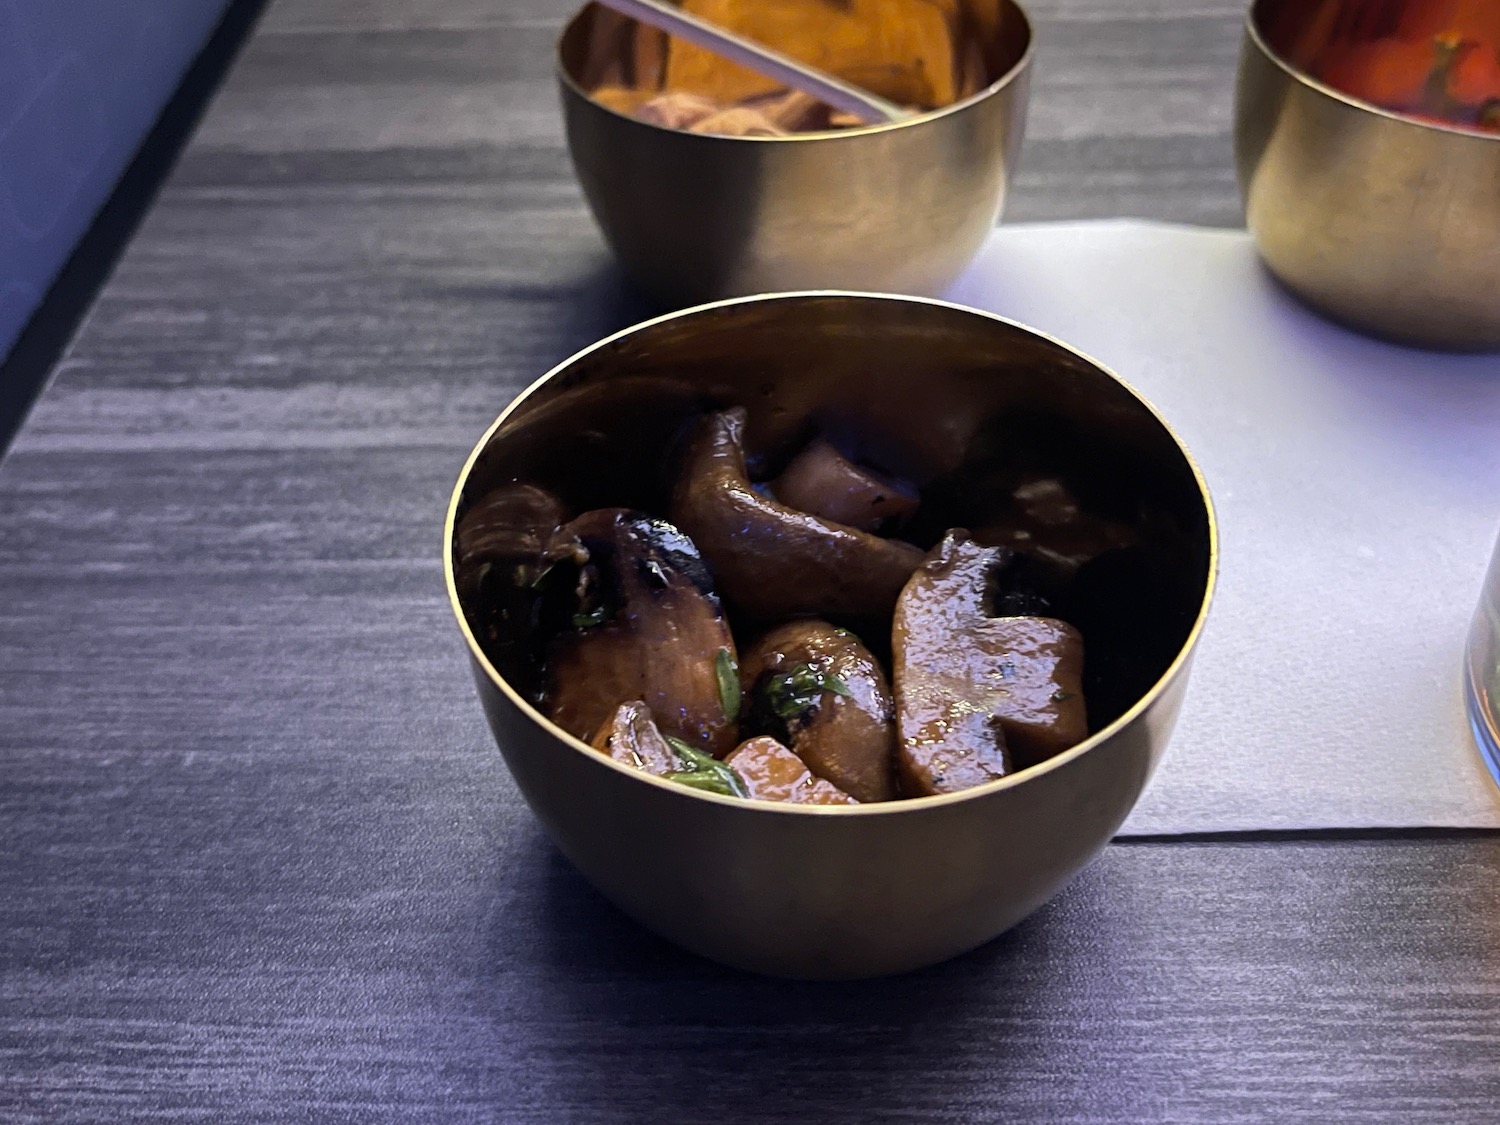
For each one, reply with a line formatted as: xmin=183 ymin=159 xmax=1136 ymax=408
xmin=1235 ymin=0 xmax=1500 ymax=351
xmin=444 ymin=293 xmax=1218 ymax=980
xmin=556 ymin=1 xmax=1033 ymax=307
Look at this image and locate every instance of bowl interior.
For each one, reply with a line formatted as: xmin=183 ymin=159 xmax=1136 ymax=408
xmin=1251 ymin=0 xmax=1500 ymax=134
xmin=450 ymin=294 xmax=1213 ymax=756
xmin=557 ymin=0 xmax=1033 ymax=124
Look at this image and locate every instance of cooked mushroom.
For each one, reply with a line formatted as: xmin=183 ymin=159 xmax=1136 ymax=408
xmin=590 ymin=700 xmax=750 ymax=797
xmin=590 ymin=700 xmax=678 ymax=776
xmin=544 ymin=509 xmax=739 ymax=756
xmin=769 ymin=437 xmax=920 ymax=532
xmin=742 ymin=620 xmax=898 ymax=803
xmin=453 ymin=481 xmax=574 ymax=603
xmin=725 ymin=737 xmax=858 ymax=805
xmin=671 ymin=408 xmax=925 ymax=622
xmin=971 ymin=475 xmax=1137 ymax=576
xmin=893 ymin=530 xmax=1088 ymax=795
xmin=454 ymin=482 xmax=582 ymax=698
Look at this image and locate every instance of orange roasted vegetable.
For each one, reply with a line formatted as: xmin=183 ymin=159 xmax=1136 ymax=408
xmin=1273 ymin=0 xmax=1500 ymax=132
xmin=585 ymin=0 xmax=987 ymax=133
xmin=663 ymin=0 xmax=959 ymax=109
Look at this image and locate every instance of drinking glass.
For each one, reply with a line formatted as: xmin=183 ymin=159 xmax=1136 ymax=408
xmin=1467 ymin=532 xmax=1500 ymax=786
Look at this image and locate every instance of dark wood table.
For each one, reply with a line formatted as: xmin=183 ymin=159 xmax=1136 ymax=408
xmin=4 ymin=1 xmax=1499 ymax=1120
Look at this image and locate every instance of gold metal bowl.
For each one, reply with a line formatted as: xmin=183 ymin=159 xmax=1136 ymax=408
xmin=444 ymin=293 xmax=1216 ymax=979
xmin=556 ymin=2 xmax=1033 ymax=307
xmin=1235 ymin=0 xmax=1500 ymax=350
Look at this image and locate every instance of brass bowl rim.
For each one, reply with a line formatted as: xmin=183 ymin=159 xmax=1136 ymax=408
xmin=443 ymin=290 xmax=1219 ymax=816
xmin=1244 ymin=1 xmax=1500 ymax=145
xmin=554 ymin=0 xmax=1034 ymax=142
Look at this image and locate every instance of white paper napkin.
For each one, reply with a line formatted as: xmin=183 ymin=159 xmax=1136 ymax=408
xmin=944 ymin=220 xmax=1500 ymax=834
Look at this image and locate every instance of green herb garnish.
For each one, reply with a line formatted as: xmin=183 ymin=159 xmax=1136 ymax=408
xmin=715 ymin=647 xmax=741 ymax=722
xmin=663 ymin=770 xmax=742 ymax=797
xmin=664 ymin=735 xmax=748 ymax=798
xmin=571 ymin=604 xmax=608 ymax=629
xmin=665 ymin=736 xmax=718 ymax=771
xmin=764 ymin=662 xmax=852 ymax=723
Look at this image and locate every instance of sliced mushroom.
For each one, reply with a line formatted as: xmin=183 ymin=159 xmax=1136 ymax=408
xmin=590 ymin=700 xmax=678 ymax=776
xmin=454 ymin=482 xmax=581 ymax=699
xmin=544 ymin=509 xmax=739 ymax=756
xmin=769 ymin=438 xmax=920 ymax=533
xmin=454 ymin=481 xmax=574 ymax=603
xmin=972 ymin=475 xmax=1137 ymax=576
xmin=743 ymin=620 xmax=897 ymax=803
xmin=725 ymin=737 xmax=858 ymax=805
xmin=893 ymin=531 xmax=1088 ymax=795
xmin=671 ymin=408 xmax=925 ymax=622
xmin=590 ymin=701 xmax=749 ymax=797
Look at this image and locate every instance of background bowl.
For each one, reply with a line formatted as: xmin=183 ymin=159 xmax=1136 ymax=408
xmin=556 ymin=2 xmax=1032 ymax=307
xmin=445 ymin=293 xmax=1216 ymax=979
xmin=1235 ymin=0 xmax=1500 ymax=351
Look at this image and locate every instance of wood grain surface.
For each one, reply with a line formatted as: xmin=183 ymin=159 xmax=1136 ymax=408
xmin=3 ymin=0 xmax=1498 ymax=1120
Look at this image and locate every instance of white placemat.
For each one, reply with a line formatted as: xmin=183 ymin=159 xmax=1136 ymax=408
xmin=944 ymin=220 xmax=1500 ymax=834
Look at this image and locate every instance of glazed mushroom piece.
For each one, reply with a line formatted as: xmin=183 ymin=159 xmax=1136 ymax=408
xmin=591 ymin=700 xmax=751 ymax=797
xmin=671 ymin=408 xmax=925 ymax=623
xmin=590 ymin=700 xmax=679 ymax=776
xmin=453 ymin=482 xmax=582 ymax=695
xmin=769 ymin=438 xmax=920 ymax=533
xmin=453 ymin=482 xmax=574 ymax=603
xmin=742 ymin=620 xmax=898 ymax=803
xmin=543 ymin=508 xmax=740 ymax=756
xmin=972 ymin=475 xmax=1137 ymax=576
xmin=725 ymin=737 xmax=858 ymax=805
xmin=893 ymin=530 xmax=1088 ymax=796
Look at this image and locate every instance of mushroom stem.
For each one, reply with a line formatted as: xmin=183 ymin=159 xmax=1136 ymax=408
xmin=671 ymin=408 xmax=924 ymax=624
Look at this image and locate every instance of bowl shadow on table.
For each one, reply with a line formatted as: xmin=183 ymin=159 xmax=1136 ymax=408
xmin=532 ymin=256 xmax=692 ymax=376
xmin=1252 ymin=254 xmax=1500 ymax=362
xmin=533 ymin=231 xmax=901 ymax=376
xmin=495 ymin=830 xmax=1111 ymax=1119
xmin=1245 ymin=258 xmax=1500 ymax=485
